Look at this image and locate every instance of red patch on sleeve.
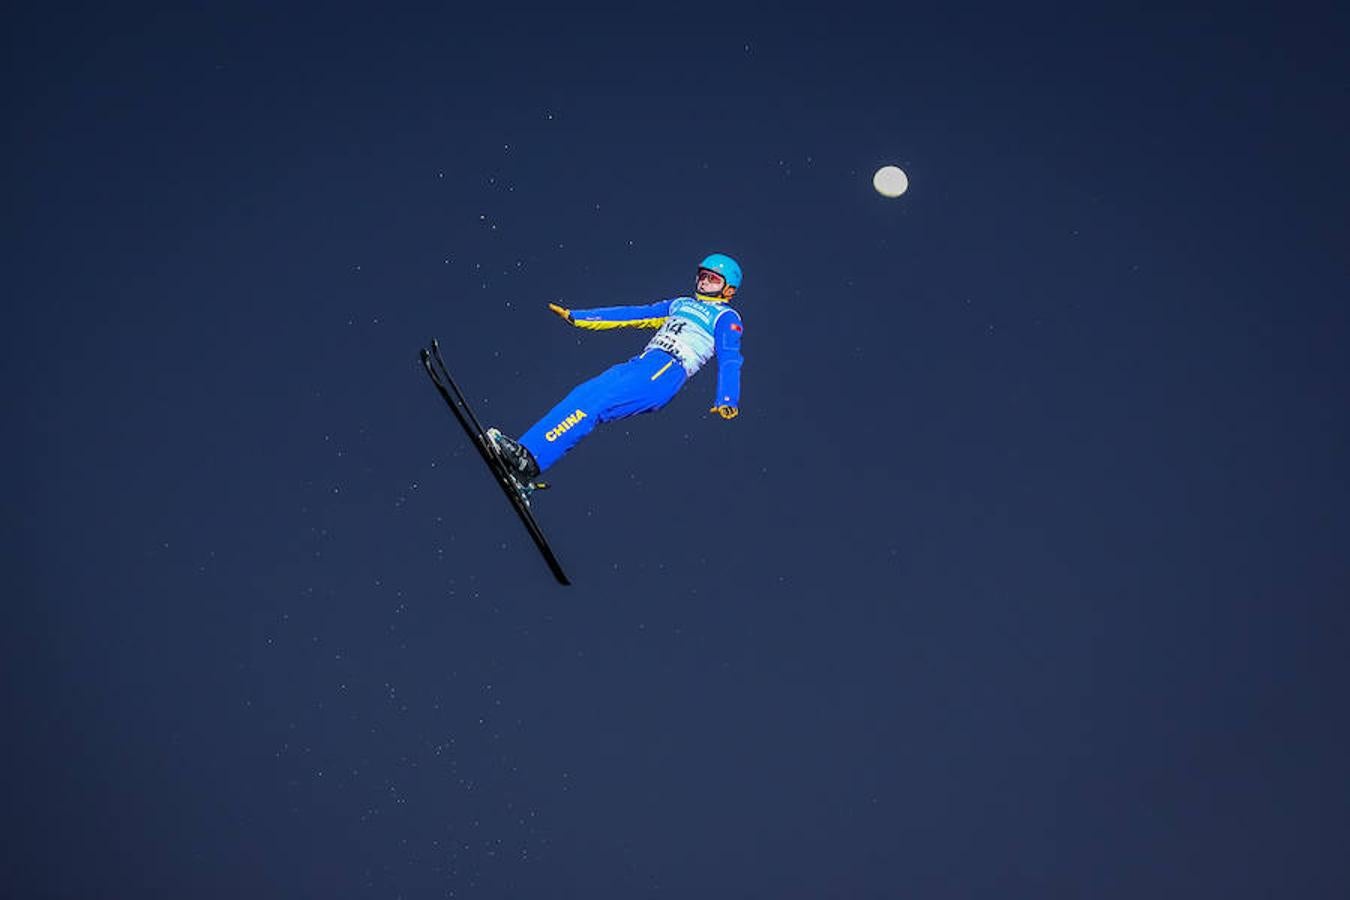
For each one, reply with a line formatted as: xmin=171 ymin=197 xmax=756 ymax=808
xmin=731 ymin=322 xmax=743 ymax=332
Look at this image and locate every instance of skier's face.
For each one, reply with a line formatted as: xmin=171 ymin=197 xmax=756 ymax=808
xmin=696 ymin=268 xmax=728 ymax=298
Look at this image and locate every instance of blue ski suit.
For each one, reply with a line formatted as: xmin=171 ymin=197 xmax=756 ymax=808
xmin=519 ymin=296 xmax=744 ymax=472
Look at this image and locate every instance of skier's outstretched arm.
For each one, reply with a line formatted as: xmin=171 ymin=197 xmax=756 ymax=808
xmin=710 ymin=309 xmax=744 ymax=420
xmin=547 ymin=299 xmax=672 ymax=330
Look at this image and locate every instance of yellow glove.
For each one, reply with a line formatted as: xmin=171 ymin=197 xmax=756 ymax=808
xmin=548 ymin=302 xmax=573 ymax=323
xmin=710 ymin=404 xmax=739 ymax=420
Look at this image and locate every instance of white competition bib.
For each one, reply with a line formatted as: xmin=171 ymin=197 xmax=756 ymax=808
xmin=643 ymin=298 xmax=730 ymax=376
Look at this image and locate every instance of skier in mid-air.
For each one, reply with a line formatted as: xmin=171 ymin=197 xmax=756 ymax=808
xmin=486 ymin=252 xmax=745 ymax=484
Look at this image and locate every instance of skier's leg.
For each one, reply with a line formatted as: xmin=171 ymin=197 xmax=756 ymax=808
xmin=518 ymin=361 xmax=629 ymax=472
xmin=519 ymin=352 xmax=685 ymax=472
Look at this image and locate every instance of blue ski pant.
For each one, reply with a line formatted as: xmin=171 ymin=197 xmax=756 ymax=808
xmin=519 ymin=350 xmax=687 ymax=472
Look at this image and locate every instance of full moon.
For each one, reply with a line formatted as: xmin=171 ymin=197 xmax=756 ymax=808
xmin=873 ymin=165 xmax=909 ymax=198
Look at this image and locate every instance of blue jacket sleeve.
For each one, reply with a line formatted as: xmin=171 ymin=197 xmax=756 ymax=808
xmin=713 ymin=310 xmax=744 ymax=408
xmin=569 ymin=299 xmax=672 ymax=330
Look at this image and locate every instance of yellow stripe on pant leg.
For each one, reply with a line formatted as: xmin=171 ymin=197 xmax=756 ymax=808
xmin=650 ymin=360 xmax=675 ymax=380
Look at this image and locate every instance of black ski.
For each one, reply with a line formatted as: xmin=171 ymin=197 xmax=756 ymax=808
xmin=419 ymin=339 xmax=571 ymax=586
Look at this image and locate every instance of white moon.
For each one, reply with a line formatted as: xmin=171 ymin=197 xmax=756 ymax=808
xmin=873 ymin=165 xmax=909 ymax=198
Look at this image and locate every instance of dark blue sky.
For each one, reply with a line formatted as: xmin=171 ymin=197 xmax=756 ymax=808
xmin=8 ymin=4 xmax=1348 ymax=897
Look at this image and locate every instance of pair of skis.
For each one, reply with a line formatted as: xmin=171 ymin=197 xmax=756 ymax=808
xmin=419 ymin=339 xmax=570 ymax=586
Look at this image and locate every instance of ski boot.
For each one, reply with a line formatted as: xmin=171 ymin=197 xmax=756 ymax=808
xmin=485 ymin=428 xmax=547 ymax=500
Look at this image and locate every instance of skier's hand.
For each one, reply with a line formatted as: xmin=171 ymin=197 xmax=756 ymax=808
xmin=548 ymin=302 xmax=573 ymax=324
xmin=710 ymin=404 xmax=739 ymax=420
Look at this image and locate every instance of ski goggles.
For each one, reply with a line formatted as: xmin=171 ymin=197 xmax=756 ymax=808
xmin=696 ymin=268 xmax=727 ymax=294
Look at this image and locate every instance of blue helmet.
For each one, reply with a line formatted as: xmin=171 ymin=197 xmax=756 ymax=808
xmin=698 ymin=252 xmax=742 ymax=291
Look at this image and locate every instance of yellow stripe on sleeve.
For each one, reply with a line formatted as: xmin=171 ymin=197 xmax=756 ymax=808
xmin=572 ymin=316 xmax=668 ymax=330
